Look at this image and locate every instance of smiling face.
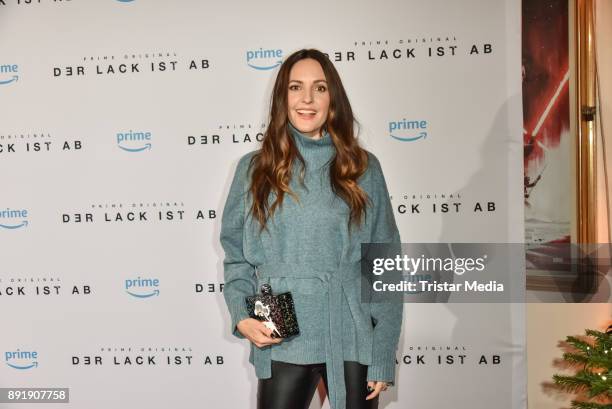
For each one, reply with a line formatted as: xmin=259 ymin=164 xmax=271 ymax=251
xmin=287 ymin=58 xmax=330 ymax=139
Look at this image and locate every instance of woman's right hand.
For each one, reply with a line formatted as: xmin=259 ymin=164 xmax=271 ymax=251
xmin=236 ymin=318 xmax=283 ymax=348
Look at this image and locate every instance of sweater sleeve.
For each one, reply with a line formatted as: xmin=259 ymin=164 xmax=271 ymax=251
xmin=220 ymin=152 xmax=257 ymax=340
xmin=366 ymin=153 xmax=404 ymax=384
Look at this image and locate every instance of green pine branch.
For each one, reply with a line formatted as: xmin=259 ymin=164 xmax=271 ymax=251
xmin=585 ymin=329 xmax=612 ymax=346
xmin=554 ymin=373 xmax=593 ymax=394
xmin=567 ymin=335 xmax=595 ymax=352
xmin=571 ymin=400 xmax=612 ymax=409
xmin=562 ymin=351 xmax=612 ymax=371
xmin=553 ymin=327 xmax=612 ymax=408
xmin=563 ymin=352 xmax=591 ymax=365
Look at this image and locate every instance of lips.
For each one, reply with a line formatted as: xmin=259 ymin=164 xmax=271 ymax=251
xmin=296 ymin=109 xmax=317 ymax=119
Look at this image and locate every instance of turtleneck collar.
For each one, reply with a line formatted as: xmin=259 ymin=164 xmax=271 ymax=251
xmin=288 ymin=122 xmax=335 ymax=170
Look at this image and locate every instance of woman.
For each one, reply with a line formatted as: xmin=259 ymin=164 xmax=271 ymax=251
xmin=220 ymin=48 xmax=403 ymax=409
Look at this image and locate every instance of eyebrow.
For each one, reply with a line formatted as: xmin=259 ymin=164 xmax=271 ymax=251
xmin=288 ymin=79 xmax=328 ymax=84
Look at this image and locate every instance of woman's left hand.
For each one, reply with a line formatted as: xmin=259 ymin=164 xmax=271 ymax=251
xmin=365 ymin=380 xmax=388 ymax=400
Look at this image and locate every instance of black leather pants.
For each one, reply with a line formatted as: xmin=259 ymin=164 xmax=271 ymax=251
xmin=257 ymin=360 xmax=379 ymax=409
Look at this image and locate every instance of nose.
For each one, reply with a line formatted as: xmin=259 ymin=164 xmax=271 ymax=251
xmin=302 ymin=88 xmax=313 ymax=103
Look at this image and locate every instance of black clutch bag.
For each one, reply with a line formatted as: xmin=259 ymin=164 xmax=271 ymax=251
xmin=245 ymin=283 xmax=300 ymax=338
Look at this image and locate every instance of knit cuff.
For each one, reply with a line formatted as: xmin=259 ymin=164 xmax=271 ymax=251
xmin=228 ymin=299 xmax=251 ymax=340
xmin=366 ymin=350 xmax=397 ymax=384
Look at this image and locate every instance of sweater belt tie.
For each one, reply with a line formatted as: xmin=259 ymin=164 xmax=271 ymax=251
xmin=255 ymin=260 xmax=363 ymax=409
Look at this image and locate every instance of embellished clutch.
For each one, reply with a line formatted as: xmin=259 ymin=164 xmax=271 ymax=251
xmin=245 ymin=284 xmax=300 ymax=338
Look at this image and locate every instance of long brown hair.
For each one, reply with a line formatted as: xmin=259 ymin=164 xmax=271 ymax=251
xmin=247 ymin=48 xmax=370 ymax=233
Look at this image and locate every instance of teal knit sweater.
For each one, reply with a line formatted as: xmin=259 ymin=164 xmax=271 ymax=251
xmin=220 ymin=122 xmax=403 ymax=409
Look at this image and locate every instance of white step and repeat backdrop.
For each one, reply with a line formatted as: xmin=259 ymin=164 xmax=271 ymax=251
xmin=0 ymin=0 xmax=525 ymax=408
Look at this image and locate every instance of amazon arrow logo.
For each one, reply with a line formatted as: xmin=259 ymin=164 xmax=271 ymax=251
xmin=116 ymin=130 xmax=152 ymax=152
xmin=389 ymin=119 xmax=429 ymax=142
xmin=5 ymin=350 xmax=39 ymax=370
xmin=0 ymin=220 xmax=28 ymax=229
xmin=125 ymin=277 xmax=160 ymax=299
xmin=246 ymin=48 xmax=283 ymax=70
xmin=119 ymin=143 xmax=151 ymax=152
xmin=0 ymin=64 xmax=19 ymax=86
xmin=0 ymin=208 xmax=29 ymax=229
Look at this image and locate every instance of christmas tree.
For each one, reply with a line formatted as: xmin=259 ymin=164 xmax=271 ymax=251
xmin=553 ymin=325 xmax=612 ymax=409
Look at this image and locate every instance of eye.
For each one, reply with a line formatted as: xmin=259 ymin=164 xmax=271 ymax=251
xmin=289 ymin=84 xmax=300 ymax=91
xmin=317 ymin=85 xmax=327 ymax=92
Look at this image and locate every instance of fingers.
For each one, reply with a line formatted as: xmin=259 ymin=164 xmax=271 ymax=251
xmin=365 ymin=381 xmax=386 ymax=400
xmin=254 ymin=337 xmax=282 ymax=348
xmin=251 ymin=325 xmax=282 ymax=348
xmin=260 ymin=323 xmax=282 ymax=343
